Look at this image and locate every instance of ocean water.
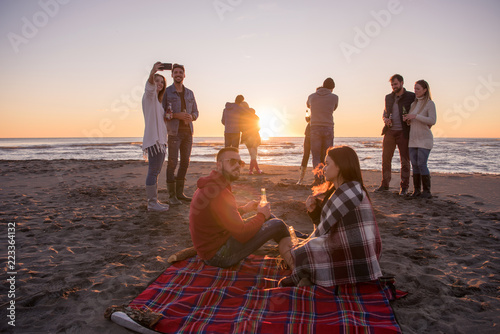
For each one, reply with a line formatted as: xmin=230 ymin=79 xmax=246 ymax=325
xmin=0 ymin=137 xmax=499 ymax=175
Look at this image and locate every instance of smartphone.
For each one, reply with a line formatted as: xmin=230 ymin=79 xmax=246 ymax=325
xmin=159 ymin=63 xmax=172 ymax=70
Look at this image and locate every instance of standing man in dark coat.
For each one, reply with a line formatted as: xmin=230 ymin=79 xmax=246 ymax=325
xmin=376 ymin=74 xmax=415 ymax=196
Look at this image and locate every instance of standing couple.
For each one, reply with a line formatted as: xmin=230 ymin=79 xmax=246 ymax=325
xmin=222 ymin=95 xmax=262 ymax=175
xmin=377 ymin=74 xmax=437 ymax=199
xmin=141 ymin=62 xmax=199 ymax=211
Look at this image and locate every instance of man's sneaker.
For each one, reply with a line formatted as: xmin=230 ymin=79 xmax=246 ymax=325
xmin=375 ymin=185 xmax=389 ymax=192
xmin=399 ymin=188 xmax=409 ymax=196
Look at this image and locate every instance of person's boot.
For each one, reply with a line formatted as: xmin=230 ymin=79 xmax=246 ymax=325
xmin=146 ymin=185 xmax=169 ymax=211
xmin=375 ymin=184 xmax=389 ymax=192
xmin=410 ymin=174 xmax=421 ymax=198
xmin=421 ymin=174 xmax=432 ymax=199
xmin=254 ymin=160 xmax=262 ymax=174
xmin=248 ymin=159 xmax=254 ymax=175
xmin=296 ymin=166 xmax=307 ymax=185
xmin=167 ymin=182 xmax=182 ymax=205
xmin=176 ymin=179 xmax=192 ymax=202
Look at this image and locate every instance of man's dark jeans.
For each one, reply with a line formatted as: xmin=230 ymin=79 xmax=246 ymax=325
xmin=381 ymin=129 xmax=410 ymax=189
xmin=204 ymin=217 xmax=290 ymax=268
xmin=167 ymin=129 xmax=193 ymax=182
xmin=224 ymin=133 xmax=240 ymax=148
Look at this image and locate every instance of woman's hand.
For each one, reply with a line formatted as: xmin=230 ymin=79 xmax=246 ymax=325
xmin=148 ymin=62 xmax=162 ymax=84
xmin=403 ymin=113 xmax=416 ymax=125
xmin=305 ymin=195 xmax=317 ymax=212
xmin=403 ymin=114 xmax=416 ymax=121
xmin=151 ymin=61 xmax=163 ymax=73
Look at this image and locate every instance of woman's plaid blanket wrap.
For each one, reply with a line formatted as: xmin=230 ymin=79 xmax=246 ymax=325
xmin=291 ymin=181 xmax=382 ymax=286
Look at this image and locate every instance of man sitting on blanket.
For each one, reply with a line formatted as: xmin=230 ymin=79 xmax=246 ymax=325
xmin=189 ymin=147 xmax=295 ymax=268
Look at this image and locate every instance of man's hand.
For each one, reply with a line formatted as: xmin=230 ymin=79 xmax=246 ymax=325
xmin=174 ymin=113 xmax=192 ymax=122
xmin=257 ymin=203 xmax=271 ymax=220
xmin=241 ymin=200 xmax=259 ymax=214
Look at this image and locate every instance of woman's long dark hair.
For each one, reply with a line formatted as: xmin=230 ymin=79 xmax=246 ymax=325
xmin=327 ymin=145 xmax=370 ymax=200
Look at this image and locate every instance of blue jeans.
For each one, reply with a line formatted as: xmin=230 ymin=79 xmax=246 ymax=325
xmin=167 ymin=130 xmax=193 ymax=182
xmin=146 ymin=147 xmax=166 ymax=186
xmin=205 ymin=217 xmax=290 ymax=268
xmin=310 ymin=125 xmax=334 ymax=169
xmin=409 ymin=147 xmax=431 ymax=175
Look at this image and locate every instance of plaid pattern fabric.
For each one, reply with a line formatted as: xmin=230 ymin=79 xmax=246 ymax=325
xmin=292 ymin=181 xmax=382 ymax=286
xmin=127 ymin=255 xmax=404 ymax=334
xmin=314 ymin=181 xmax=363 ymax=237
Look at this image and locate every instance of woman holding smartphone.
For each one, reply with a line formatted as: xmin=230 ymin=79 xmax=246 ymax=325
xmin=142 ymin=62 xmax=169 ymax=211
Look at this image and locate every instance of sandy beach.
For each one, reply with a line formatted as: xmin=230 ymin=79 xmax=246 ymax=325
xmin=1 ymin=159 xmax=499 ymax=333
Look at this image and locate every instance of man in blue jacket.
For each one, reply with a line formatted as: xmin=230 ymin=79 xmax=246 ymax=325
xmin=162 ymin=64 xmax=199 ymax=204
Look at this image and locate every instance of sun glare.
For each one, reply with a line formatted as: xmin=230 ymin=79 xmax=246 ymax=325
xmin=255 ymin=106 xmax=286 ymax=139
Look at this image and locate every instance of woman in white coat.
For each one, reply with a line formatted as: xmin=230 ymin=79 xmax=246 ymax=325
xmin=142 ymin=62 xmax=169 ymax=211
xmin=403 ymin=80 xmax=437 ymax=199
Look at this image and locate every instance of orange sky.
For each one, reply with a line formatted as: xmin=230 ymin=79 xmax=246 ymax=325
xmin=1 ymin=1 xmax=499 ymax=138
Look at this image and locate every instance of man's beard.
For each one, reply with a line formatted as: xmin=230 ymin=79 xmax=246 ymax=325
xmin=222 ymin=166 xmax=239 ymax=182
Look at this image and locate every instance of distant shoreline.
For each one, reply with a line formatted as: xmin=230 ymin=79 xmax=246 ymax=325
xmin=1 ymin=137 xmax=499 ymax=175
xmin=1 ymin=136 xmax=499 ymax=139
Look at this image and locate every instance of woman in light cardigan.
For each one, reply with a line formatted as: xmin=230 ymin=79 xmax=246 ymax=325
xmin=403 ymin=80 xmax=437 ymax=198
xmin=142 ymin=62 xmax=169 ymax=211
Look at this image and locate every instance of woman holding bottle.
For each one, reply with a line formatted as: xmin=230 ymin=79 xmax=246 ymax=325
xmin=141 ymin=62 xmax=169 ymax=211
xmin=281 ymin=146 xmax=382 ymax=287
xmin=403 ymin=80 xmax=437 ymax=199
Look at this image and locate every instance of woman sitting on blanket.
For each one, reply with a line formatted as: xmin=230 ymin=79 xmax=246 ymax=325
xmin=281 ymin=146 xmax=382 ymax=287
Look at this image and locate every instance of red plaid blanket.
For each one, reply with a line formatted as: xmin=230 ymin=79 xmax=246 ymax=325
xmin=126 ymin=255 xmax=405 ymax=333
